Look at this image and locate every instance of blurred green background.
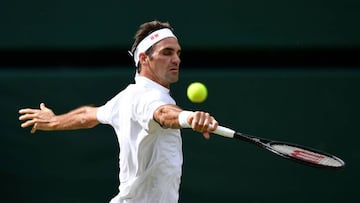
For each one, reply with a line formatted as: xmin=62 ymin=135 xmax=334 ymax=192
xmin=1 ymin=0 xmax=359 ymax=49
xmin=2 ymin=68 xmax=359 ymax=203
xmin=1 ymin=0 xmax=359 ymax=202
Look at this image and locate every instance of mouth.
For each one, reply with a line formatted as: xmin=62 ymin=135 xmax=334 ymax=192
xmin=169 ymin=67 xmax=179 ymax=73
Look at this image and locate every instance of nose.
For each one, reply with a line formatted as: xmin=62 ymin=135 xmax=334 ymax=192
xmin=172 ymin=54 xmax=181 ymax=66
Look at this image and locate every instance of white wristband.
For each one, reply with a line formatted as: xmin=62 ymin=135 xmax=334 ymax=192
xmin=178 ymin=111 xmax=194 ymax=128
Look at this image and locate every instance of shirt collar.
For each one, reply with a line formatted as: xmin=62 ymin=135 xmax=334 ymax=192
xmin=135 ymin=76 xmax=170 ymax=94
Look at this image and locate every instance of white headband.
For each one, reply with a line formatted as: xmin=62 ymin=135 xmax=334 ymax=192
xmin=133 ymin=28 xmax=177 ymax=67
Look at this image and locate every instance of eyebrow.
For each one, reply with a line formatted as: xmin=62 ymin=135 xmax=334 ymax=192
xmin=162 ymin=47 xmax=181 ymax=54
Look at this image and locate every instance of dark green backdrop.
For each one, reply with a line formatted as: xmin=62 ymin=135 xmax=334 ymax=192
xmin=1 ymin=0 xmax=359 ymax=49
xmin=1 ymin=68 xmax=359 ymax=202
xmin=1 ymin=0 xmax=359 ymax=202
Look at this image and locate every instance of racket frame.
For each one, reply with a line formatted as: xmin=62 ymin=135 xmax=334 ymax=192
xmin=212 ymin=126 xmax=345 ymax=170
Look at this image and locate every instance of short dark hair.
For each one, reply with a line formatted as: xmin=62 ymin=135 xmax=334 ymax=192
xmin=130 ymin=20 xmax=174 ymax=54
xmin=130 ymin=20 xmax=175 ymax=71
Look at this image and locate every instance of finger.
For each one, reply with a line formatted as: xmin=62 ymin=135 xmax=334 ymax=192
xmin=195 ymin=112 xmax=214 ymax=132
xmin=18 ymin=108 xmax=38 ymax=114
xmin=20 ymin=119 xmax=37 ymax=128
xmin=40 ymin=103 xmax=46 ymax=110
xmin=208 ymin=118 xmax=218 ymax=132
xmin=31 ymin=123 xmax=38 ymax=134
xmin=190 ymin=112 xmax=198 ymax=129
xmin=19 ymin=112 xmax=37 ymax=121
xmin=196 ymin=112 xmax=213 ymax=132
xmin=201 ymin=113 xmax=212 ymax=131
xmin=192 ymin=112 xmax=205 ymax=131
xmin=202 ymin=131 xmax=210 ymax=140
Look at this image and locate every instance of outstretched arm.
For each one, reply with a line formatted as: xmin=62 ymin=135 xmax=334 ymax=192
xmin=153 ymin=104 xmax=218 ymax=139
xmin=19 ymin=103 xmax=99 ymax=133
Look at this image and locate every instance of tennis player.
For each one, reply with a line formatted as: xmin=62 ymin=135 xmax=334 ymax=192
xmin=18 ymin=20 xmax=218 ymax=203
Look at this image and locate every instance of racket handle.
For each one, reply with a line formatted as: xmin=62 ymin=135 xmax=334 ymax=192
xmin=182 ymin=123 xmax=235 ymax=138
xmin=213 ymin=126 xmax=235 ymax=138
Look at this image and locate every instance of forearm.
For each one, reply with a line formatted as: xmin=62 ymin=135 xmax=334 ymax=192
xmin=19 ymin=103 xmax=99 ymax=133
xmin=154 ymin=104 xmax=183 ymax=128
xmin=154 ymin=104 xmax=218 ymax=140
xmin=52 ymin=106 xmax=99 ymax=130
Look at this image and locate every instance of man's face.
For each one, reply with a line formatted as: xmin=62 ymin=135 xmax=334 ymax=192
xmin=141 ymin=37 xmax=181 ymax=88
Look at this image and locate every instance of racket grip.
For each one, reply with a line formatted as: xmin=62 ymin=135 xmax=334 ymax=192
xmin=213 ymin=126 xmax=235 ymax=138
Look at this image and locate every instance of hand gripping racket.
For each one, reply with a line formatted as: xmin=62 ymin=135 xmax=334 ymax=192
xmin=212 ymin=126 xmax=345 ymax=170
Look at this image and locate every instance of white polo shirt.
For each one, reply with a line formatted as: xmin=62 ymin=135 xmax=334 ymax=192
xmin=97 ymin=76 xmax=183 ymax=203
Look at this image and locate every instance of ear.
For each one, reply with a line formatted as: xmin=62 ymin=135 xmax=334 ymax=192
xmin=139 ymin=53 xmax=148 ymax=66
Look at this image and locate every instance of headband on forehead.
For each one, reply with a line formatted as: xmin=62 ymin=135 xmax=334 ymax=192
xmin=132 ymin=28 xmax=177 ymax=67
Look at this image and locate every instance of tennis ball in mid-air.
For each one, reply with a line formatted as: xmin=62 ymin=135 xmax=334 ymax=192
xmin=187 ymin=82 xmax=208 ymax=103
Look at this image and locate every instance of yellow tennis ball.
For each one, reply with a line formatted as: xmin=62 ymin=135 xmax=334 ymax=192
xmin=187 ymin=82 xmax=208 ymax=103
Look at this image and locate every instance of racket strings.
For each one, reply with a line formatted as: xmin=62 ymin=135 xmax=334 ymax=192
xmin=271 ymin=144 xmax=344 ymax=167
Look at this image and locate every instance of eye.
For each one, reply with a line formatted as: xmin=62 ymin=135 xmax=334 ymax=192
xmin=162 ymin=49 xmax=173 ymax=56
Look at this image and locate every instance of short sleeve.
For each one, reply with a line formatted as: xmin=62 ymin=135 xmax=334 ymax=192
xmin=96 ymin=94 xmax=120 ymax=125
xmin=134 ymin=90 xmax=175 ymax=129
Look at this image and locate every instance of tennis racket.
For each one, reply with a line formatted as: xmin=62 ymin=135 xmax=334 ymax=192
xmin=212 ymin=126 xmax=345 ymax=170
